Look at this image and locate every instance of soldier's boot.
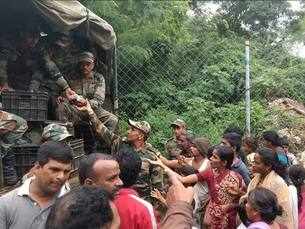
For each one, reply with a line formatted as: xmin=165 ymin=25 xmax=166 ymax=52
xmin=3 ymin=153 xmax=18 ymax=186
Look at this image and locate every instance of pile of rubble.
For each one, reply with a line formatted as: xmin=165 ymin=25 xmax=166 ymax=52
xmin=269 ymin=98 xmax=305 ymax=165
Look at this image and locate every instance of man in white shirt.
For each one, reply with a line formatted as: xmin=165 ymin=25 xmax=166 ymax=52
xmin=0 ymin=141 xmax=73 ymax=229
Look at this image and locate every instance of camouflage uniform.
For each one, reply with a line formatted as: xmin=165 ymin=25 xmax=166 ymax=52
xmin=59 ymin=52 xmax=118 ymax=132
xmin=29 ymin=32 xmax=79 ymax=95
xmin=165 ymin=119 xmax=194 ymax=159
xmin=29 ymin=51 xmax=70 ymax=96
xmin=0 ymin=111 xmax=28 ymax=185
xmin=88 ymin=112 xmax=164 ymax=202
xmin=29 ymin=33 xmax=78 ymax=120
xmin=0 ymin=111 xmax=28 ymax=154
xmin=165 ymin=137 xmax=183 ymax=160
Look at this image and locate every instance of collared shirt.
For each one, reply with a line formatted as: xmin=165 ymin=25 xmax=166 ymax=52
xmin=231 ymin=157 xmax=251 ymax=185
xmin=114 ymin=188 xmax=158 ymax=229
xmin=0 ymin=177 xmax=68 ymax=229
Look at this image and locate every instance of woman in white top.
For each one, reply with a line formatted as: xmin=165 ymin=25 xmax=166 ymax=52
xmin=158 ymin=137 xmax=210 ymax=228
xmin=188 ymin=138 xmax=211 ymax=228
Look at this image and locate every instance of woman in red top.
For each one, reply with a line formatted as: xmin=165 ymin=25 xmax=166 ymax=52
xmin=180 ymin=145 xmax=245 ymax=229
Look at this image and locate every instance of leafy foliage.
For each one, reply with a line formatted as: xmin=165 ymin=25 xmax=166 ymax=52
xmin=83 ymin=0 xmax=305 ymax=152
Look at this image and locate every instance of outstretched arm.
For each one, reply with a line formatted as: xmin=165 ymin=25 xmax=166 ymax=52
xmin=159 ymin=155 xmax=180 ymax=169
xmin=180 ymin=174 xmax=198 ymax=185
xmin=160 ymin=169 xmax=194 ymax=229
xmin=76 ymin=101 xmax=120 ymax=150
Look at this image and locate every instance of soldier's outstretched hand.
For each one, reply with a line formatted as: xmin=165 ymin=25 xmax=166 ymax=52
xmin=64 ymin=87 xmax=77 ymax=101
xmin=75 ymin=99 xmax=94 ymax=115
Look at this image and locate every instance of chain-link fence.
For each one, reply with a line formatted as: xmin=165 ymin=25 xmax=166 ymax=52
xmin=116 ymin=38 xmax=305 ymax=151
xmin=116 ymin=40 xmax=249 ymax=148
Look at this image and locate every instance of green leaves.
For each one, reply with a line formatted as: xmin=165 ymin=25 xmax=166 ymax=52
xmin=82 ymin=0 xmax=305 ymax=152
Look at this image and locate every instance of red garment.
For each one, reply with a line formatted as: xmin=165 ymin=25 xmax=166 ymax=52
xmin=196 ymin=168 xmax=244 ymax=229
xmin=114 ymin=188 xmax=158 ymax=229
xmin=299 ymin=191 xmax=305 ymax=229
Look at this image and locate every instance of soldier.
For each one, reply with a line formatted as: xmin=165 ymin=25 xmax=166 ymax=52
xmin=59 ymin=51 xmax=118 ymax=133
xmin=29 ymin=31 xmax=79 ymax=120
xmin=0 ymin=110 xmax=28 ymax=185
xmin=165 ymin=118 xmax=192 ymax=159
xmin=76 ymin=101 xmax=164 ymax=203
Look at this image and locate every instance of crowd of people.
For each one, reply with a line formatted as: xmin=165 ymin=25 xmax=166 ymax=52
xmin=1 ymin=104 xmax=305 ymax=229
xmin=1 ymin=25 xmax=305 ymax=229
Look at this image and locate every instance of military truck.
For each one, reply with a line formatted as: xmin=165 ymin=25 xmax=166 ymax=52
xmin=0 ymin=0 xmax=118 ymax=192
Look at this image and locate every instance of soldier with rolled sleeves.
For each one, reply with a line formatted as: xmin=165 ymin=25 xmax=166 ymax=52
xmin=0 ymin=111 xmax=28 ymax=185
xmin=76 ymin=101 xmax=164 ymax=203
xmin=58 ymin=51 xmax=118 ymax=133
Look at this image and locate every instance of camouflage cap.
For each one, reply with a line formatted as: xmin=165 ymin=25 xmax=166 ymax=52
xmin=128 ymin=119 xmax=151 ymax=135
xmin=78 ymin=51 xmax=95 ymax=63
xmin=170 ymin=118 xmax=186 ymax=128
xmin=42 ymin=123 xmax=73 ymax=142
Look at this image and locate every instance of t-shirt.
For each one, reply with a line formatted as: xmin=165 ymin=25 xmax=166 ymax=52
xmin=114 ymin=188 xmax=158 ymax=229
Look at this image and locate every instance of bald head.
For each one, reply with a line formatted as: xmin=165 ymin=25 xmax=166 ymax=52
xmin=78 ymin=153 xmax=123 ymax=194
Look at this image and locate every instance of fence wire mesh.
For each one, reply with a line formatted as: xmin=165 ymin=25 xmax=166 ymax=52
xmin=116 ymin=41 xmax=248 ymax=149
xmin=116 ymin=38 xmax=305 ymax=152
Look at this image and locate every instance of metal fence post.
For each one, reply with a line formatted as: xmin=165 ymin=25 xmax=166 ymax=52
xmin=245 ymin=38 xmax=251 ymax=136
xmin=113 ymin=45 xmax=119 ymax=115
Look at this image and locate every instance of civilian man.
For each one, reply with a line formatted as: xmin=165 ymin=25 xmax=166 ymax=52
xmin=0 ymin=141 xmax=73 ymax=229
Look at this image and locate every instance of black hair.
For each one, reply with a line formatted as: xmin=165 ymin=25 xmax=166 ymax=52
xmin=223 ymin=126 xmax=244 ymax=136
xmin=256 ymin=147 xmax=276 ymax=169
xmin=262 ymin=130 xmax=281 ymax=147
xmin=243 ymin=136 xmax=258 ymax=152
xmin=177 ymin=134 xmax=195 ymax=157
xmin=280 ymin=136 xmax=289 ymax=147
xmin=213 ymin=145 xmax=234 ymax=169
xmin=223 ymin=132 xmax=242 ymax=152
xmin=37 ymin=141 xmax=73 ymax=166
xmin=256 ymin=147 xmax=286 ymax=179
xmin=45 ymin=186 xmax=113 ymax=229
xmin=289 ymin=165 xmax=305 ymax=211
xmin=78 ymin=153 xmax=115 ymax=185
xmin=248 ymin=187 xmax=283 ymax=224
xmin=223 ymin=132 xmax=247 ymax=164
xmin=207 ymin=145 xmax=216 ymax=159
xmin=115 ymin=144 xmax=142 ymax=187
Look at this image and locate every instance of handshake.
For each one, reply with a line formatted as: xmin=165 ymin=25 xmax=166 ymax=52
xmin=57 ymin=88 xmax=87 ymax=107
